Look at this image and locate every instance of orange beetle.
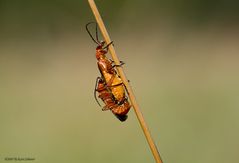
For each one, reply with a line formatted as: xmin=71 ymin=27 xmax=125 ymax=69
xmin=86 ymin=22 xmax=131 ymax=121
xmin=95 ymin=77 xmax=130 ymax=121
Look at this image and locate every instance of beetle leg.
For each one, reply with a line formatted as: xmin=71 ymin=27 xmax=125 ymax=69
xmin=123 ymin=83 xmax=130 ymax=95
xmin=94 ymin=77 xmax=102 ymax=107
xmin=103 ymin=41 xmax=114 ymax=51
xmin=102 ymin=106 xmax=110 ymax=111
xmin=112 ymin=61 xmax=125 ymax=68
xmin=109 ymin=59 xmax=124 ymax=64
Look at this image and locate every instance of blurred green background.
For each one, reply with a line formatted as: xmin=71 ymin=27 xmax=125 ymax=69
xmin=0 ymin=0 xmax=239 ymax=162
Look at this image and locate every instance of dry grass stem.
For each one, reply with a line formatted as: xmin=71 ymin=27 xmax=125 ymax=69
xmin=87 ymin=0 xmax=163 ymax=162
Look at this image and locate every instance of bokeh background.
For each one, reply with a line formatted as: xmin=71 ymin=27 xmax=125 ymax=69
xmin=1 ymin=0 xmax=239 ymax=162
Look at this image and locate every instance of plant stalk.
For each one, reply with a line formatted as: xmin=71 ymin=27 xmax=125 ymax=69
xmin=87 ymin=0 xmax=163 ymax=162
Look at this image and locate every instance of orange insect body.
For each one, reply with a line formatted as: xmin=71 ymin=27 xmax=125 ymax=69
xmin=86 ymin=22 xmax=131 ymax=121
xmin=95 ymin=44 xmax=131 ymax=121
xmin=96 ymin=45 xmax=125 ymax=102
xmin=111 ymin=100 xmax=130 ymax=116
xmin=96 ymin=77 xmax=130 ymax=121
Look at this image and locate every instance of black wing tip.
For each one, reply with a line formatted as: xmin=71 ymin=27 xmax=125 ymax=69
xmin=114 ymin=114 xmax=128 ymax=122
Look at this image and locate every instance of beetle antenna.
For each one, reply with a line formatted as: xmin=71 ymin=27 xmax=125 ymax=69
xmin=86 ymin=22 xmax=100 ymax=45
xmin=95 ymin=22 xmax=100 ymax=43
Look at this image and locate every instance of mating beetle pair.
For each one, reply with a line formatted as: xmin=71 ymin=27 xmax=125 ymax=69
xmin=86 ymin=22 xmax=131 ymax=121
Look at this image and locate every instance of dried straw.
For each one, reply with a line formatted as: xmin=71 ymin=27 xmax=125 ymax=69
xmin=87 ymin=0 xmax=163 ymax=162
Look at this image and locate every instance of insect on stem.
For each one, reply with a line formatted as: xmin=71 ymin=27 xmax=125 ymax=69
xmin=87 ymin=0 xmax=163 ymax=162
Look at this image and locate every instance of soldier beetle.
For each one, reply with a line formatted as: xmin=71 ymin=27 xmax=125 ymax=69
xmin=86 ymin=22 xmax=131 ymax=121
xmin=95 ymin=77 xmax=130 ymax=121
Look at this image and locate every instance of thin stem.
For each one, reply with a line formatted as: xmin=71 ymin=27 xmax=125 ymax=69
xmin=87 ymin=0 xmax=163 ymax=162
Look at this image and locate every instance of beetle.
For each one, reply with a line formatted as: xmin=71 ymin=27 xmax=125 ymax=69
xmin=86 ymin=22 xmax=131 ymax=121
xmin=86 ymin=22 xmax=125 ymax=101
xmin=95 ymin=77 xmax=130 ymax=121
